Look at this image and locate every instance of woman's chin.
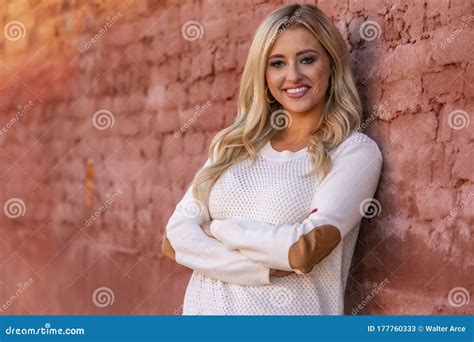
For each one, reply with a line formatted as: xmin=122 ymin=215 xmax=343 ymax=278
xmin=280 ymin=103 xmax=314 ymax=115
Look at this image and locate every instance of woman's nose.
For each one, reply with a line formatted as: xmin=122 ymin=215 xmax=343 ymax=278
xmin=286 ymin=62 xmax=302 ymax=82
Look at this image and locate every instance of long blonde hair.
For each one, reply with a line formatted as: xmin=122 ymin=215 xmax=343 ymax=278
xmin=192 ymin=3 xmax=362 ymax=204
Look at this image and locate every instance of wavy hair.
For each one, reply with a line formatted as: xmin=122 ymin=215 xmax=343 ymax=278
xmin=191 ymin=3 xmax=362 ymax=204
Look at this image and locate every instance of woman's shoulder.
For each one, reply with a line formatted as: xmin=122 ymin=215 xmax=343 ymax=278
xmin=330 ymin=131 xmax=383 ymax=160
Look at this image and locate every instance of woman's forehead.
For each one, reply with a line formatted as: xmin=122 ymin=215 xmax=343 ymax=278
xmin=269 ymin=26 xmax=324 ymax=56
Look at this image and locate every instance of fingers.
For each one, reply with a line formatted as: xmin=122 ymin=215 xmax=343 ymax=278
xmin=270 ymin=269 xmax=294 ymax=277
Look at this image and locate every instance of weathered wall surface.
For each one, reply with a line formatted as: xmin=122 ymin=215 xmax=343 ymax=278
xmin=0 ymin=0 xmax=472 ymax=315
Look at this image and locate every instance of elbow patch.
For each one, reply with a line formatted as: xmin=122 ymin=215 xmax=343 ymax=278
xmin=288 ymin=225 xmax=341 ymax=273
xmin=161 ymin=234 xmax=176 ymax=261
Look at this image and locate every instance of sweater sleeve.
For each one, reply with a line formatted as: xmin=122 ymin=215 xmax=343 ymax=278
xmin=162 ymin=157 xmax=272 ymax=286
xmin=209 ymin=139 xmax=383 ymax=274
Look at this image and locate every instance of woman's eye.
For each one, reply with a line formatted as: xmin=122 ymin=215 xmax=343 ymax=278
xmin=301 ymin=56 xmax=316 ymax=64
xmin=269 ymin=60 xmax=285 ymax=68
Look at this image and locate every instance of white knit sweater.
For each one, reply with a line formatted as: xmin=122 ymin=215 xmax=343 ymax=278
xmin=165 ymin=132 xmax=383 ymax=315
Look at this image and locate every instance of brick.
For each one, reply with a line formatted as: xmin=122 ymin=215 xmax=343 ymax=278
xmin=106 ymin=21 xmax=140 ymax=47
xmin=183 ymin=132 xmax=206 ymax=156
xmin=210 ymin=71 xmax=238 ymax=101
xmin=198 ymin=17 xmax=228 ymax=42
xmin=381 ymin=40 xmax=433 ymax=83
xmin=380 ymin=78 xmax=422 ymax=114
xmin=447 ymin=2 xmax=473 ymax=25
xmin=431 ymin=26 xmax=473 ymax=64
xmin=426 ymin=1 xmax=449 ymax=22
xmin=432 ymin=144 xmax=455 ymax=184
xmin=422 ymin=67 xmax=465 ymax=103
xmin=452 ymin=139 xmax=474 ymax=182
xmin=146 ymin=84 xmax=166 ymax=111
xmin=214 ymin=41 xmax=237 ymax=73
xmin=403 ymin=2 xmax=424 ymax=42
xmin=457 ymin=183 xmax=474 ymax=221
xmin=155 ymin=108 xmax=179 ymax=133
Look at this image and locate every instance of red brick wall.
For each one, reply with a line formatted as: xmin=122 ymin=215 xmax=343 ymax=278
xmin=0 ymin=0 xmax=472 ymax=315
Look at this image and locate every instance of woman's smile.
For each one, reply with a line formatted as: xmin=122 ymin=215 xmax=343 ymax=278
xmin=283 ymin=85 xmax=311 ymax=99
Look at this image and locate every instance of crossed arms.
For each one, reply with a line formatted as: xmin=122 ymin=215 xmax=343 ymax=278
xmin=161 ymin=140 xmax=383 ymax=286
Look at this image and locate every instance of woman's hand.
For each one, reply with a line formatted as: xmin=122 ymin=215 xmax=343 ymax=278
xmin=270 ymin=269 xmax=294 ymax=277
xmin=201 ymin=220 xmax=214 ymax=238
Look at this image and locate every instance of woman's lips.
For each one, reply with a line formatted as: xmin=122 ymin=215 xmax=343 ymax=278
xmin=283 ymin=86 xmax=311 ymax=99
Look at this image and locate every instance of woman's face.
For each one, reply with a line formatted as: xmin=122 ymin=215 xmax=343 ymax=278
xmin=265 ymin=25 xmax=332 ymax=116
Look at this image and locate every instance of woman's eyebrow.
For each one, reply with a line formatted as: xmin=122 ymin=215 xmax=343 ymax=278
xmin=268 ymin=49 xmax=319 ymax=59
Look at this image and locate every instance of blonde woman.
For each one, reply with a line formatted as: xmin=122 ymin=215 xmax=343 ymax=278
xmin=162 ymin=3 xmax=383 ymax=315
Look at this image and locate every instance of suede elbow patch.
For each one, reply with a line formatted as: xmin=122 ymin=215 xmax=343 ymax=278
xmin=288 ymin=225 xmax=341 ymax=273
xmin=161 ymin=235 xmax=176 ymax=261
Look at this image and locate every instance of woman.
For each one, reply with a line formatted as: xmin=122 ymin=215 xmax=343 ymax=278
xmin=162 ymin=3 xmax=383 ymax=315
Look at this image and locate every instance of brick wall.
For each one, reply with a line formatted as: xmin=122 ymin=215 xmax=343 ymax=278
xmin=0 ymin=0 xmax=472 ymax=315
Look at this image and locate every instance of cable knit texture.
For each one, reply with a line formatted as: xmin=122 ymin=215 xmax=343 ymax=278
xmin=166 ymin=132 xmax=383 ymax=315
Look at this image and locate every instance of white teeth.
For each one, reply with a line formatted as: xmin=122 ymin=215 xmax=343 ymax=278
xmin=286 ymin=86 xmax=308 ymax=94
